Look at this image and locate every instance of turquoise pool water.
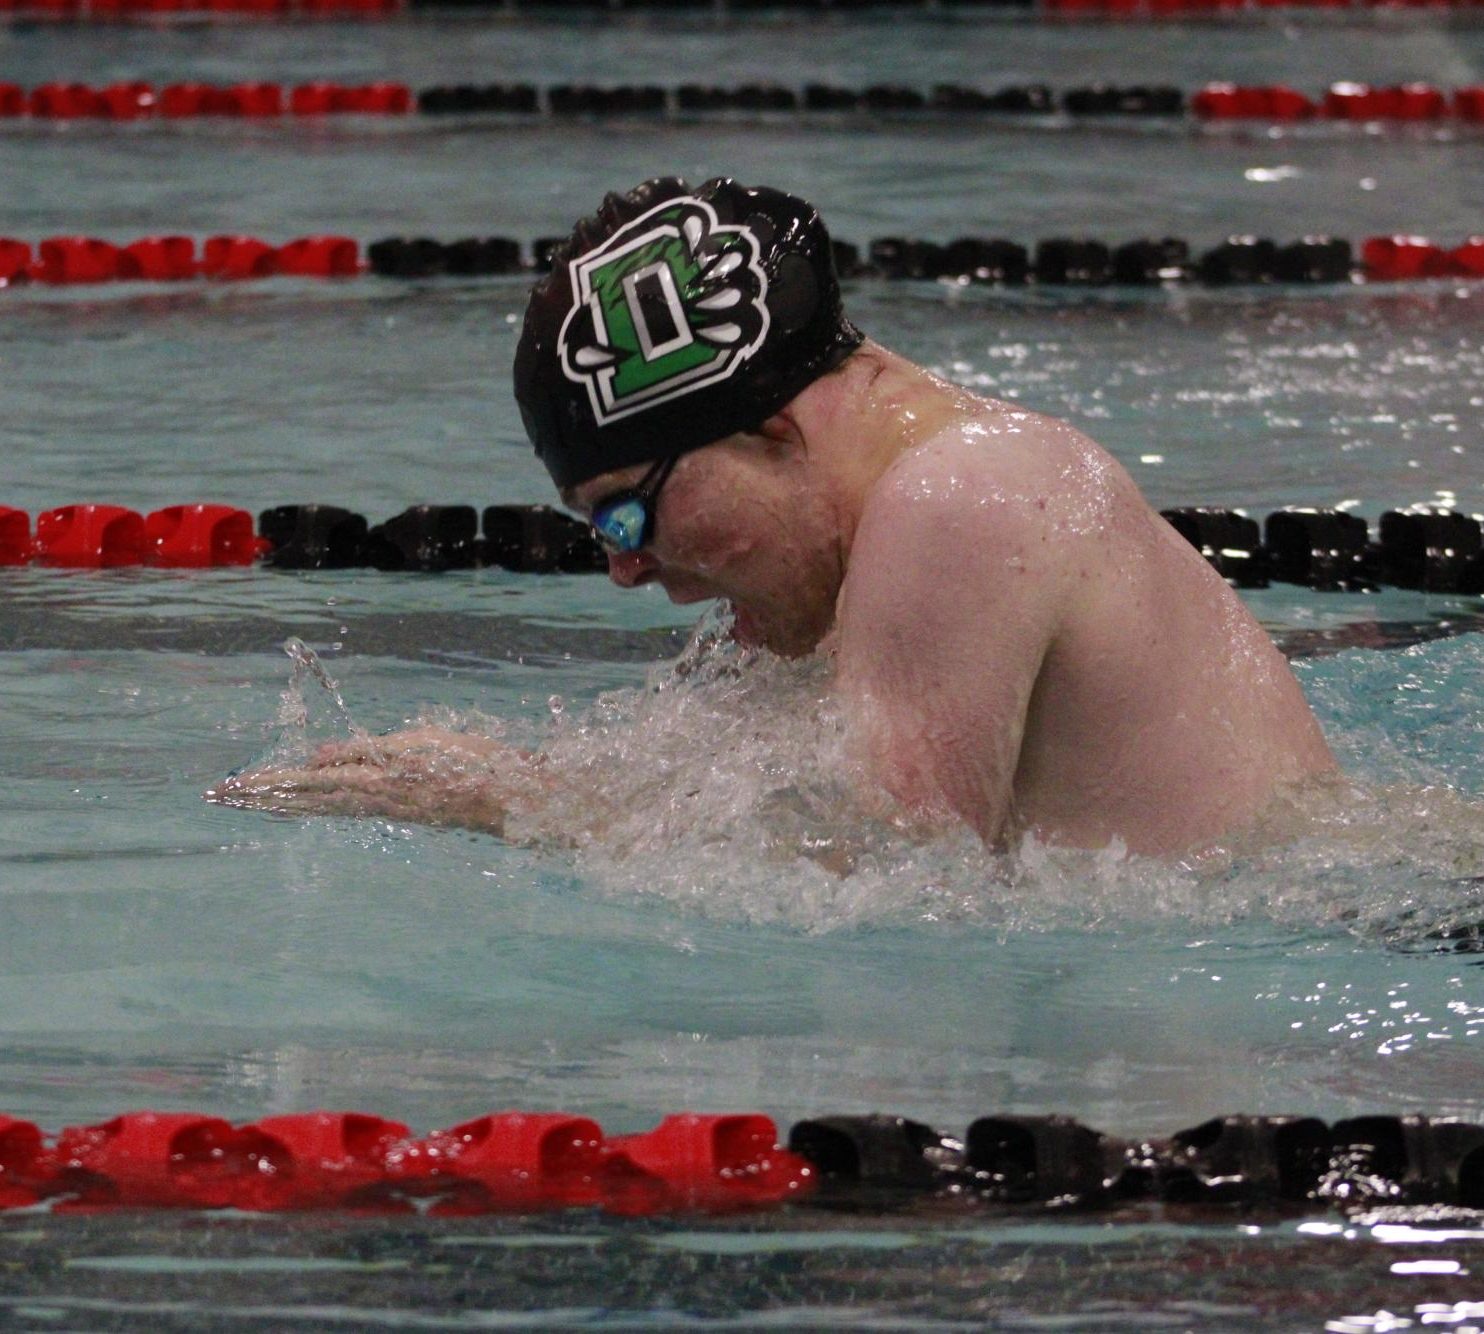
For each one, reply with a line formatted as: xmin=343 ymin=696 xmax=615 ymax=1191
xmin=2 ymin=11 xmax=1484 ymax=1329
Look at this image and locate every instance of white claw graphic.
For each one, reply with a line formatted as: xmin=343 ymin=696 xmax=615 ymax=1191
xmin=695 ymin=288 xmax=743 ymax=310
xmin=574 ymin=344 xmax=617 ymax=368
xmin=708 ymin=251 xmax=743 ymax=279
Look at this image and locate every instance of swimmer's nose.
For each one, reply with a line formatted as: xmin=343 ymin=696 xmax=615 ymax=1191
xmin=607 ymin=548 xmax=660 ymax=588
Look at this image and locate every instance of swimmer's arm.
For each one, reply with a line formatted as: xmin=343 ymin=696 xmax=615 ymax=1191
xmin=206 ymin=726 xmax=566 ymax=842
xmin=832 ymin=462 xmax=1066 ymax=848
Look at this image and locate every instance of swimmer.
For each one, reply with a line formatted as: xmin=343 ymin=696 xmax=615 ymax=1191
xmin=212 ymin=176 xmax=1337 ymax=856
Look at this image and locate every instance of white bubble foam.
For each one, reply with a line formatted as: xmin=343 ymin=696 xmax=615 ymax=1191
xmin=272 ymin=617 xmax=1484 ymax=945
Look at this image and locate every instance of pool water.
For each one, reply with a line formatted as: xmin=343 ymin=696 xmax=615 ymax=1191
xmin=2 ymin=11 xmax=1484 ymax=1330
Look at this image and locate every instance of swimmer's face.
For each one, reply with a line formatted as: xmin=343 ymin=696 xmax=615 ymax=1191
xmin=562 ymin=425 xmax=843 ymax=657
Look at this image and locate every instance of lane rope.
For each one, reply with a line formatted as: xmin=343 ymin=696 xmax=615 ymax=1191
xmin=0 ymin=0 xmax=1477 ymax=18
xmin=0 ymin=1109 xmax=1479 ymax=1214
xmin=1 ymin=502 xmax=1481 ymax=592
xmin=1 ymin=231 xmax=1482 ymax=286
xmin=4 ymin=79 xmax=1484 ymax=123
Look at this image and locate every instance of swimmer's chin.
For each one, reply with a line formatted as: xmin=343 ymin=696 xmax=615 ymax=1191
xmin=727 ymin=601 xmax=766 ymax=648
xmin=660 ymin=579 xmax=713 ymax=607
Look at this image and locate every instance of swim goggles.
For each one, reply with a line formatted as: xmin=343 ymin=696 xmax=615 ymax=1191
xmin=588 ymin=454 xmax=681 ymax=554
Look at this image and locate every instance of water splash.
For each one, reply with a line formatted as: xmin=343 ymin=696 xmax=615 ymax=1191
xmin=250 ymin=613 xmax=1484 ymax=945
xmin=507 ymin=617 xmax=1484 ymax=942
xmin=269 ymin=636 xmax=382 ymax=766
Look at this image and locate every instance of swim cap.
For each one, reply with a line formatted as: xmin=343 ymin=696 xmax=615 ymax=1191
xmin=513 ymin=176 xmax=864 ymax=490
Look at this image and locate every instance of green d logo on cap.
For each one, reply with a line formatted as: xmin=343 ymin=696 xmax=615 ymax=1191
xmin=557 ymin=196 xmax=772 ymax=427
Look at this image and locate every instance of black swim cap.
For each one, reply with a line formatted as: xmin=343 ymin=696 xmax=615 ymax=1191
xmin=513 ymin=177 xmax=864 ymax=490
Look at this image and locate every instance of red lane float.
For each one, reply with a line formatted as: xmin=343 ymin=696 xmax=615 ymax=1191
xmin=120 ymin=235 xmax=197 ymax=281
xmin=231 ymin=83 xmax=287 ymax=116
xmin=1451 ymin=238 xmax=1484 ymax=276
xmin=1191 ymin=83 xmax=1315 ymax=120
xmin=289 ymin=82 xmax=335 ymax=114
xmin=28 ymin=83 xmax=101 ymax=118
xmin=0 ymin=1110 xmax=813 ymax=1215
xmin=171 ymin=82 xmax=287 ymax=117
xmin=145 ymin=505 xmax=268 ymax=566
xmin=54 ymin=1112 xmax=257 ymax=1210
xmin=1457 ymin=88 xmax=1484 ymax=123
xmin=1324 ymin=82 xmax=1379 ymax=120
xmin=200 ymin=234 xmax=278 ymax=279
xmin=337 ymin=82 xmax=412 ymax=114
xmin=1194 ymin=81 xmax=1457 ymax=121
xmin=0 ymin=1117 xmax=47 ymax=1208
xmin=52 ymin=1112 xmax=413 ymax=1212
xmin=102 ymin=81 xmax=156 ymax=118
xmin=35 ymin=505 xmax=146 ymax=568
xmin=1324 ymin=82 xmax=1449 ymax=122
xmin=0 ymin=234 xmax=362 ymax=284
xmin=274 ymin=235 xmax=364 ymax=277
xmin=1389 ymin=84 xmax=1449 ymax=121
xmin=243 ymin=1112 xmax=413 ymax=1210
xmin=0 ymin=508 xmax=32 ymax=565
xmin=0 ymin=0 xmax=400 ymax=15
xmin=33 ymin=237 xmax=121 ymax=284
xmin=1362 ymin=235 xmax=1443 ymax=280
xmin=0 ymin=239 xmax=27 ymax=285
xmin=1144 ymin=0 xmax=1229 ymax=14
xmin=605 ymin=1113 xmax=813 ymax=1214
xmin=6 ymin=80 xmax=411 ymax=120
xmin=1361 ymin=234 xmax=1484 ymax=280
xmin=387 ymin=1112 xmax=610 ymax=1214
xmin=28 ymin=504 xmax=267 ymax=568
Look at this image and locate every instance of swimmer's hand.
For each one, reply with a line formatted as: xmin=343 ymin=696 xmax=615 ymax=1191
xmin=308 ymin=724 xmax=515 ymax=769
xmin=205 ymin=726 xmax=543 ymax=838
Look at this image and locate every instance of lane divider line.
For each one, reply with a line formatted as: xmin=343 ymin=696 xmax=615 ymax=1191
xmin=2 ymin=231 xmax=1483 ymax=287
xmin=0 ymin=0 xmax=1477 ymax=18
xmin=4 ymin=79 xmax=1484 ymax=124
xmin=0 ymin=1110 xmax=1478 ymax=1214
xmin=1 ymin=502 xmax=1480 ymax=592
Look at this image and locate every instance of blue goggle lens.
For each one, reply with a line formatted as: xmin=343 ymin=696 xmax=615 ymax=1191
xmin=591 ymin=496 xmax=649 ymax=553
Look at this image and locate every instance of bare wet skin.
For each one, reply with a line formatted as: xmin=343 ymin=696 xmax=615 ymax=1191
xmin=214 ymin=344 xmax=1338 ymax=861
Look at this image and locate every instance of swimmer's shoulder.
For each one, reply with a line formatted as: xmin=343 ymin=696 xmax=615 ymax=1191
xmin=841 ymin=413 xmax=1077 ymax=666
xmin=856 ymin=421 xmax=1076 ymax=587
xmin=871 ymin=404 xmax=1123 ymax=538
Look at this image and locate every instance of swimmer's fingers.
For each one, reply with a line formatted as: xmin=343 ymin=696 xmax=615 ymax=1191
xmin=207 ymin=763 xmax=400 ymax=814
xmin=206 ymin=762 xmax=507 ymax=834
xmin=309 ymin=738 xmax=382 ymax=768
xmin=310 ymin=726 xmax=510 ymax=770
